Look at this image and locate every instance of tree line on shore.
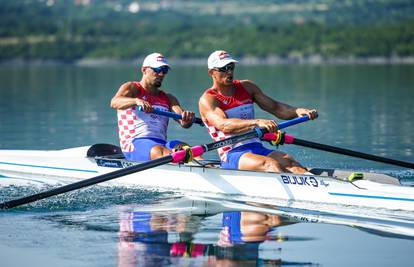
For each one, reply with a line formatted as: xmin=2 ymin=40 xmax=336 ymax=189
xmin=0 ymin=0 xmax=413 ymax=62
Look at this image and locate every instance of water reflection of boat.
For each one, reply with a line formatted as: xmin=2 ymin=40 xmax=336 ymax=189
xmin=1 ymin=144 xmax=414 ymax=212
xmin=116 ymin=195 xmax=414 ymax=266
xmin=117 ymin=197 xmax=317 ymax=266
xmin=191 ymin=195 xmax=414 ymax=241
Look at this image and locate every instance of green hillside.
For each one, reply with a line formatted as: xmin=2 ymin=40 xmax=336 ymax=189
xmin=0 ymin=0 xmax=413 ymax=62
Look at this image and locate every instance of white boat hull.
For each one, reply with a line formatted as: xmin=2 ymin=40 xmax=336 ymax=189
xmin=0 ymin=146 xmax=413 ymax=211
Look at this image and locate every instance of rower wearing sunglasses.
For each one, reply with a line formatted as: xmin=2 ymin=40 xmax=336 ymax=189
xmin=199 ymin=50 xmax=318 ymax=174
xmin=111 ymin=53 xmax=196 ymax=161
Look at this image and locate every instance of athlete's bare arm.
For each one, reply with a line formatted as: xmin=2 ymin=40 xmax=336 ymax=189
xmin=199 ymin=92 xmax=277 ymax=134
xmin=167 ymin=93 xmax=195 ymax=128
xmin=241 ymin=80 xmax=318 ymax=120
xmin=110 ymin=82 xmax=153 ymax=112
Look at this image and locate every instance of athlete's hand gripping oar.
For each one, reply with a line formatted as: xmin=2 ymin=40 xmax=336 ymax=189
xmin=137 ymin=106 xmax=204 ymax=126
xmin=262 ymin=132 xmax=414 ymax=169
xmin=0 ymin=116 xmax=310 ymax=210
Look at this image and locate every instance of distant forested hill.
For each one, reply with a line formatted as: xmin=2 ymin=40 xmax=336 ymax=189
xmin=0 ymin=0 xmax=413 ymax=62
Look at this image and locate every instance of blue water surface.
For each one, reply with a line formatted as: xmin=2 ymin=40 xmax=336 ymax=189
xmin=0 ymin=64 xmax=413 ymax=266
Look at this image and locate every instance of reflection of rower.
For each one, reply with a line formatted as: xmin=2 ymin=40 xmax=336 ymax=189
xmin=218 ymin=211 xmax=292 ymax=246
xmin=170 ymin=242 xmax=207 ymax=257
xmin=117 ymin=199 xmax=304 ymax=266
xmin=118 ymin=212 xmax=170 ymax=267
xmin=122 ymin=212 xmax=169 ymax=242
xmin=118 ymin=211 xmax=211 ymax=267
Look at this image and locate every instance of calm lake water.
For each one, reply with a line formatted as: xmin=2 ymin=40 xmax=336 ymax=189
xmin=1 ymin=64 xmax=414 ymax=266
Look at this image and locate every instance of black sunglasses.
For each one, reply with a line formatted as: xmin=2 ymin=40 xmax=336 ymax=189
xmin=214 ymin=63 xmax=235 ymax=72
xmin=151 ymin=66 xmax=169 ymax=74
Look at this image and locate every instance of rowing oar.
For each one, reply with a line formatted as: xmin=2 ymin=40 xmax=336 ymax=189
xmin=262 ymin=132 xmax=414 ymax=169
xmin=137 ymin=106 xmax=204 ymax=126
xmin=0 ymin=116 xmax=310 ymax=210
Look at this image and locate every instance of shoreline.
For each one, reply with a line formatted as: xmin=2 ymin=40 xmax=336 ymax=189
xmin=1 ymin=56 xmax=414 ymax=66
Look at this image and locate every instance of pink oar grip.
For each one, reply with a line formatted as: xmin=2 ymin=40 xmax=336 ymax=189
xmin=190 ymin=146 xmax=205 ymax=158
xmin=262 ymin=133 xmax=275 ymax=140
xmin=170 ymin=145 xmax=205 ymax=163
xmin=171 ymin=150 xmax=186 ymax=163
xmin=284 ymin=134 xmax=295 ymax=144
xmin=261 ymin=133 xmax=295 ymax=144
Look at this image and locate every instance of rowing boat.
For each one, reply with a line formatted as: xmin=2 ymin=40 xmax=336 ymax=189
xmin=1 ymin=143 xmax=413 ymax=211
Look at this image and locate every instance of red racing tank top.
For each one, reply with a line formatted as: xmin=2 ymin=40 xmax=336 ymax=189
xmin=117 ymin=82 xmax=170 ymax=152
xmin=204 ymin=80 xmax=259 ymax=161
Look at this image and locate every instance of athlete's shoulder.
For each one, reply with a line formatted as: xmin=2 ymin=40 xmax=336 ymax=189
xmin=238 ymin=79 xmax=256 ymax=88
xmin=120 ymin=81 xmax=141 ymax=91
xmin=120 ymin=81 xmax=137 ymax=87
xmin=203 ymin=87 xmax=216 ymax=94
xmin=200 ymin=87 xmax=217 ymax=100
xmin=164 ymin=91 xmax=177 ymax=101
xmin=116 ymin=81 xmax=141 ymax=97
xmin=159 ymin=88 xmax=169 ymax=96
xmin=238 ymin=79 xmax=261 ymax=94
xmin=199 ymin=89 xmax=220 ymax=109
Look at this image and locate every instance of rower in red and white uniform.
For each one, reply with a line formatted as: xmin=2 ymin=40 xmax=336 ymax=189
xmin=199 ymin=50 xmax=318 ymax=173
xmin=111 ymin=53 xmax=195 ymax=161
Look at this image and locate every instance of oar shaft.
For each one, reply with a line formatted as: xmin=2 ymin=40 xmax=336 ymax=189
xmin=291 ymin=136 xmax=414 ymax=169
xmin=277 ymin=115 xmax=310 ymax=129
xmin=138 ymin=106 xmax=204 ymax=126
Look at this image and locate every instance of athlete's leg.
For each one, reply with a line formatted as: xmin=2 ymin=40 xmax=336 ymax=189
xmin=124 ymin=138 xmax=168 ymax=162
xmin=239 ymin=212 xmax=280 ymax=242
xmin=223 ymin=142 xmax=309 ymax=174
xmin=266 ymin=150 xmax=308 ymax=174
xmin=238 ymin=151 xmax=308 ymax=174
xmin=150 ymin=145 xmax=172 ymax=160
xmin=238 ymin=152 xmax=285 ymax=173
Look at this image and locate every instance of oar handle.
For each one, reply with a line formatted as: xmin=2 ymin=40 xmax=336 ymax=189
xmin=137 ymin=106 xmax=204 ymax=126
xmin=278 ymin=115 xmax=310 ymax=130
xmin=261 ymin=116 xmax=310 ymax=142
